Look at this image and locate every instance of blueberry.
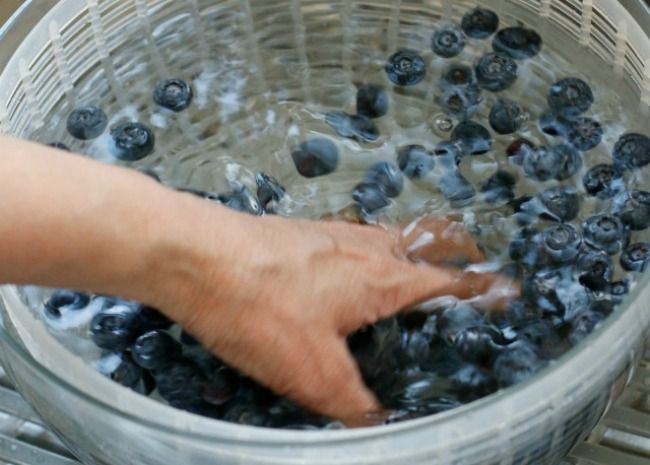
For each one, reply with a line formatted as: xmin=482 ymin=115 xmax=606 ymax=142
xmin=356 ymin=84 xmax=389 ymax=119
xmin=440 ymin=64 xmax=477 ymax=89
xmin=255 ymin=173 xmax=285 ymax=209
xmin=223 ymin=403 xmax=271 ymax=427
xmin=489 ymin=99 xmax=525 ymax=135
xmin=325 ymin=111 xmax=379 ymax=143
xmin=132 ymin=331 xmax=182 ymax=371
xmin=493 ymin=27 xmax=542 ymax=60
xmin=397 ymin=145 xmax=435 ymax=179
xmin=291 ymin=138 xmax=339 ymax=178
xmin=385 ymin=50 xmax=426 ymax=86
xmin=539 ymin=111 xmax=569 ymax=137
xmin=506 ymin=138 xmax=535 ymax=165
xmin=607 ymin=281 xmax=630 ymax=305
xmin=90 ymin=305 xmax=142 ymax=351
xmin=523 ymin=268 xmax=569 ymax=315
xmin=47 ymin=142 xmax=70 ymax=151
xmin=569 ymin=311 xmax=604 ymax=346
xmin=509 ymin=227 xmax=541 ymax=266
xmin=441 ymin=85 xmax=482 ymax=120
xmin=154 ymin=360 xmax=207 ymax=410
xmin=621 ymin=243 xmax=650 ymax=272
xmin=454 ymin=325 xmax=509 ymax=364
xmin=434 ymin=141 xmax=463 ymax=168
xmin=583 ymin=164 xmax=623 ymax=199
xmin=138 ymin=306 xmax=174 ymax=331
xmin=475 ymin=53 xmax=518 ymax=92
xmin=437 ymin=304 xmax=483 ymax=343
xmin=97 ymin=352 xmax=149 ymax=393
xmin=44 ymin=290 xmax=90 ymax=319
xmin=461 ymin=8 xmax=499 ymax=39
xmin=577 ymin=250 xmax=613 ymax=291
xmin=389 ymin=372 xmax=449 ymax=410
xmin=440 ymin=170 xmax=476 ymax=204
xmin=218 ymin=186 xmax=262 ymax=215
xmin=568 ymin=117 xmax=603 ymax=151
xmin=352 ymin=183 xmax=390 ymax=214
xmin=432 ymin=24 xmax=466 ymax=58
xmin=554 ymin=143 xmax=583 ymax=181
xmin=67 ymin=106 xmax=108 ymax=140
xmin=109 ymin=122 xmax=155 ymax=161
xmin=453 ymin=364 xmax=496 ymax=397
xmin=613 ymin=190 xmax=650 ymax=231
xmin=153 ymin=79 xmax=194 ymax=112
xmin=203 ymin=368 xmax=241 ymax=407
xmin=613 ymin=133 xmax=650 ymax=170
xmin=361 ymin=162 xmax=402 ymax=198
xmin=547 ymin=78 xmax=594 ymax=119
xmin=540 ymin=224 xmax=582 ymax=263
xmin=522 ymin=145 xmax=562 ymax=181
xmin=516 ymin=320 xmax=561 ymax=357
xmin=398 ymin=330 xmax=432 ymax=367
xmin=494 ymin=343 xmax=544 ymax=387
xmin=451 ymin=121 xmax=493 ymax=155
xmin=480 ymin=170 xmax=516 ymax=203
xmin=538 ymin=186 xmax=580 ymax=222
xmin=583 ymin=215 xmax=626 ymax=255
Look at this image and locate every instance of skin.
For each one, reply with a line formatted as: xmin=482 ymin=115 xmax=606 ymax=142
xmin=0 ymin=136 xmax=516 ymax=425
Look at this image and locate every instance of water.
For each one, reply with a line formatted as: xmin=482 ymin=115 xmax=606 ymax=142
xmin=14 ymin=0 xmax=650 ymax=427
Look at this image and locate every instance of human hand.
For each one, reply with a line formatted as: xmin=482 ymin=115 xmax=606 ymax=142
xmin=151 ymin=201 xmax=516 ymax=425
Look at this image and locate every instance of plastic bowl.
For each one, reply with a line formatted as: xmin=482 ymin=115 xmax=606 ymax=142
xmin=1 ymin=1 xmax=650 ymax=464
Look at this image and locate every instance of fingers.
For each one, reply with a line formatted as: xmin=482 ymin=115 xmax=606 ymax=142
xmin=273 ymin=334 xmax=381 ymax=426
xmin=399 ymin=216 xmax=484 ymax=266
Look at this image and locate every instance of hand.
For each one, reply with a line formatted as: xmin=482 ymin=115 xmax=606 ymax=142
xmin=152 ymin=204 xmax=516 ymax=425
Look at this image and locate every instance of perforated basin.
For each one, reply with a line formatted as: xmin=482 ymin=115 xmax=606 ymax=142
xmin=0 ymin=1 xmax=650 ymax=465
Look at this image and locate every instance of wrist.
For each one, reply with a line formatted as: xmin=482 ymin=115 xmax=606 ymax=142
xmin=138 ymin=189 xmax=247 ymax=324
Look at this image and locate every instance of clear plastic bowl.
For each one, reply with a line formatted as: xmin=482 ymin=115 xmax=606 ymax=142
xmin=1 ymin=1 xmax=650 ymax=464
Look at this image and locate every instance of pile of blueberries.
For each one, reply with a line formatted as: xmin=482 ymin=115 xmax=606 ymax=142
xmin=43 ymin=6 xmax=650 ymax=428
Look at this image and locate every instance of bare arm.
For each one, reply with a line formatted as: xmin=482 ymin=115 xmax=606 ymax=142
xmin=0 ymin=136 xmax=513 ymax=424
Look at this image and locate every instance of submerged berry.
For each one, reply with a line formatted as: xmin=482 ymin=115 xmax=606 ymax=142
xmin=547 ymin=78 xmax=594 ymax=119
xmin=568 ymin=117 xmax=603 ymax=151
xmin=356 ymin=84 xmax=389 ymax=119
xmin=583 ymin=165 xmax=623 ymax=200
xmin=475 ymin=53 xmax=518 ymax=92
xmin=621 ymin=243 xmax=650 ymax=272
xmin=462 ymin=8 xmax=499 ymax=39
xmin=451 ymin=121 xmax=493 ymax=155
xmin=67 ymin=106 xmax=108 ymax=140
xmin=385 ymin=50 xmax=426 ymax=86
xmin=397 ymin=145 xmax=435 ymax=179
xmin=153 ymin=79 xmax=194 ymax=112
xmin=613 ymin=190 xmax=650 ymax=231
xmin=44 ymin=290 xmax=90 ymax=319
xmin=583 ymin=215 xmax=626 ymax=255
xmin=493 ymin=27 xmax=542 ymax=60
xmin=613 ymin=133 xmax=650 ymax=170
xmin=291 ymin=138 xmax=339 ymax=178
xmin=489 ymin=99 xmax=525 ymax=135
xmin=432 ymin=24 xmax=466 ymax=58
xmin=325 ymin=111 xmax=379 ymax=143
xmin=109 ymin=122 xmax=155 ymax=161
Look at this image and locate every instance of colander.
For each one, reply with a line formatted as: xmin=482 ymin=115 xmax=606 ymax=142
xmin=0 ymin=1 xmax=650 ymax=464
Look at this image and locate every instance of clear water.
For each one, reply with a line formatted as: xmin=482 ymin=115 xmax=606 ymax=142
xmin=18 ymin=0 xmax=650 ymax=427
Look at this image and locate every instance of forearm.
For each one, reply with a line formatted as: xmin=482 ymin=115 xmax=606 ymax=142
xmin=0 ymin=136 xmax=234 ymax=311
